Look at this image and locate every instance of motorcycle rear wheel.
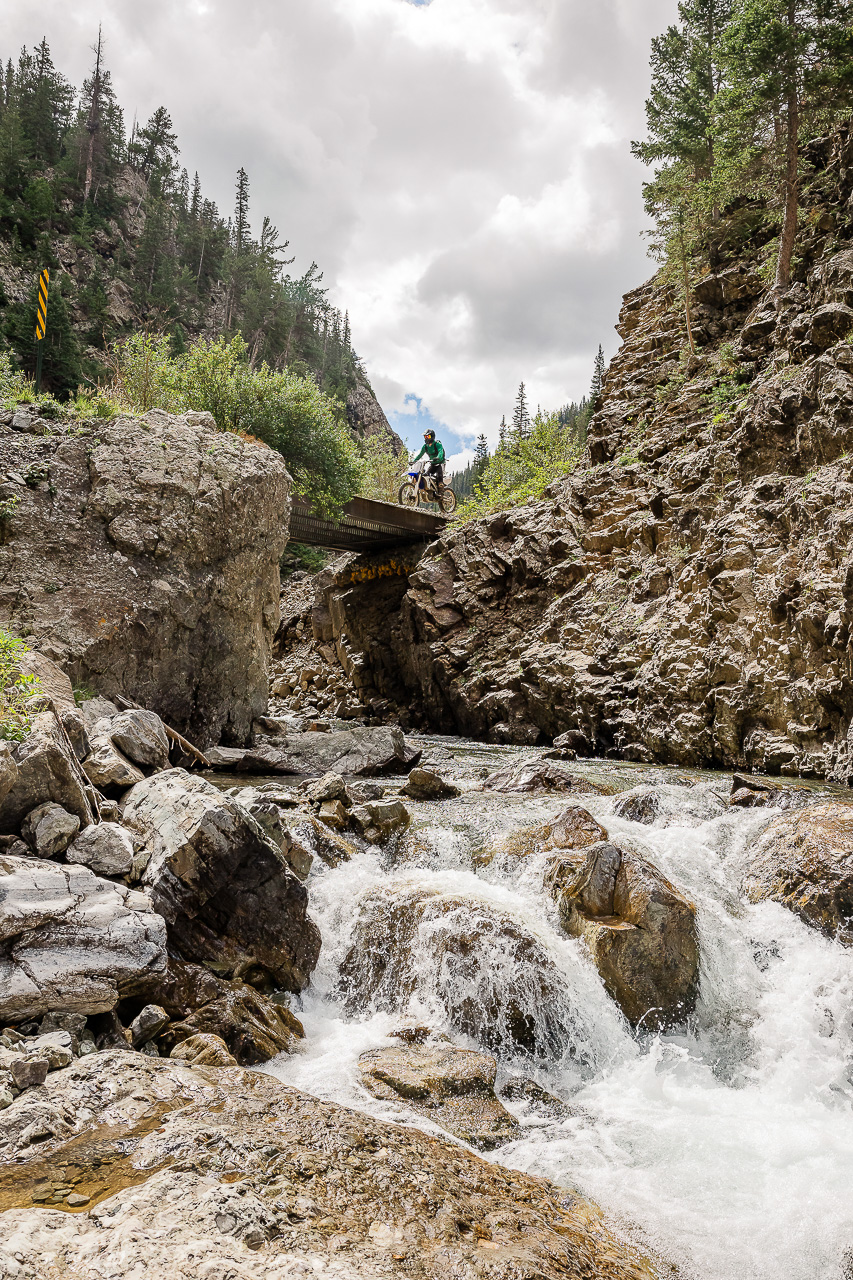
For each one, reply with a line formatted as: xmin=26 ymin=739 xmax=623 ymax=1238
xmin=398 ymin=481 xmax=419 ymax=508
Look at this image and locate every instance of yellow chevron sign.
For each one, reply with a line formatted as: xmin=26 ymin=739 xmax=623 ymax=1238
xmin=35 ymin=269 xmax=49 ymax=341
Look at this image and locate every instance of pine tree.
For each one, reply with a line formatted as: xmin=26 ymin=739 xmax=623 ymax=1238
xmin=135 ymin=106 xmax=179 ymax=191
xmin=474 ymin=434 xmax=489 ymax=470
xmin=722 ymin=0 xmax=853 ymax=289
xmin=498 ymin=414 xmax=508 ymax=446
xmin=589 ymin=345 xmax=606 ymax=409
xmin=511 ymin=382 xmax=530 ymax=440
xmin=234 ymin=167 xmax=250 ymax=251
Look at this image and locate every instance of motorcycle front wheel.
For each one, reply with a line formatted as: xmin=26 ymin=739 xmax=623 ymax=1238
xmin=438 ymin=485 xmax=457 ymax=515
xmin=398 ymin=481 xmax=420 ymax=508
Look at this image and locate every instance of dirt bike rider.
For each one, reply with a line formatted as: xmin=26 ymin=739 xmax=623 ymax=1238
xmin=412 ymin=430 xmax=446 ymax=492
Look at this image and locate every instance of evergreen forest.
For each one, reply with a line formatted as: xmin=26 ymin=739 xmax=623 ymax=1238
xmin=0 ymin=35 xmax=364 ymax=404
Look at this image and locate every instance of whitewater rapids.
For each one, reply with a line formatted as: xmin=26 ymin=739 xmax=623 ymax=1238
xmin=262 ymin=741 xmax=853 ymax=1280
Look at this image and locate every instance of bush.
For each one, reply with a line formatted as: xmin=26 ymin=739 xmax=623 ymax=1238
xmin=358 ymin=435 xmax=404 ymax=503
xmin=105 ymin=333 xmax=360 ymax=516
xmin=0 ymin=350 xmax=29 ymax=408
xmin=0 ymin=631 xmax=41 ymax=741
xmin=460 ymin=411 xmax=584 ymax=520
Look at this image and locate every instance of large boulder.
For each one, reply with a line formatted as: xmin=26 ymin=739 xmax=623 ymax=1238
xmin=359 ymin=1040 xmax=518 ymax=1149
xmin=0 ymin=409 xmax=290 ymax=747
xmin=109 ymin=709 xmax=170 ymax=768
xmin=20 ymin=802 xmax=79 ymax=858
xmin=741 ymin=802 xmax=853 ymax=939
xmin=66 ymin=821 xmax=136 ymax=877
xmin=485 ymin=758 xmax=602 ymax=795
xmin=0 ymin=855 xmax=167 ymax=1022
xmin=0 ymin=710 xmax=93 ymax=833
xmin=122 ymin=769 xmax=320 ymax=991
xmin=339 ymin=885 xmax=603 ymax=1061
xmin=209 ymin=724 xmax=420 ymax=777
xmin=160 ymin=982 xmax=305 ymax=1064
xmin=546 ymin=841 xmax=699 ymax=1028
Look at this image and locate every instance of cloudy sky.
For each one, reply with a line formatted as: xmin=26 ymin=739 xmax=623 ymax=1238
xmin=7 ymin=0 xmax=678 ymax=465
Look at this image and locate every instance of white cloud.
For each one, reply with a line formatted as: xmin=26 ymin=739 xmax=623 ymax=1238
xmin=5 ymin=0 xmax=680 ymax=445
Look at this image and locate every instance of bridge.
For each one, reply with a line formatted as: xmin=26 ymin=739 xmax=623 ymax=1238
xmin=289 ymin=495 xmax=448 ymax=553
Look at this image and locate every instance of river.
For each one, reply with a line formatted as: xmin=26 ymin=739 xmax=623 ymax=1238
xmin=258 ymin=736 xmax=853 ymax=1280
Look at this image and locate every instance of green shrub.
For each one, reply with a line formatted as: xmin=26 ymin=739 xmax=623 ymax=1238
xmin=0 ymin=631 xmax=41 ymax=741
xmin=358 ymin=435 xmax=404 ymax=503
xmin=460 ymin=411 xmax=584 ymax=520
xmin=0 ymin=351 xmax=29 ymax=408
xmin=105 ymin=333 xmax=360 ymax=516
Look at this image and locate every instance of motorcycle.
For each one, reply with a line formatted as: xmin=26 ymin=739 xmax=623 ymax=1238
xmin=397 ymin=458 xmax=457 ymax=514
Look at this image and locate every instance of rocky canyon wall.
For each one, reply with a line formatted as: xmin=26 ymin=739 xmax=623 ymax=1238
xmin=312 ymin=123 xmax=853 ymax=784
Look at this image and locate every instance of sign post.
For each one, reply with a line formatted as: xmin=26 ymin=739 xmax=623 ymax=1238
xmin=34 ymin=268 xmax=49 ymax=393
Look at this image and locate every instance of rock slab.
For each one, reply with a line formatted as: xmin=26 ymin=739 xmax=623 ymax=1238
xmin=0 ymin=855 xmax=167 ymax=1022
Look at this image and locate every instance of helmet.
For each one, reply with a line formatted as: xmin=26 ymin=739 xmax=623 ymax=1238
xmin=424 ymin=430 xmax=435 ymax=442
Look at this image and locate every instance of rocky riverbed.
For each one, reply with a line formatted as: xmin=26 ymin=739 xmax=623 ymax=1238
xmin=2 ymin=665 xmax=853 ymax=1279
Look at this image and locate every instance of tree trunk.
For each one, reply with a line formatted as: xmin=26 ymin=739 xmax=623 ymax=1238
xmin=83 ymin=30 xmax=103 ymax=205
xmin=679 ymin=217 xmax=696 ymax=355
xmin=775 ymin=2 xmax=799 ymax=292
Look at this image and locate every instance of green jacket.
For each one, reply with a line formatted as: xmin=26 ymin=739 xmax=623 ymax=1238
xmin=413 ymin=439 xmax=445 ymax=465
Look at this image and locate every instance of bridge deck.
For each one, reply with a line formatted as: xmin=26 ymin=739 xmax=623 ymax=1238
xmin=289 ymin=495 xmax=447 ymax=552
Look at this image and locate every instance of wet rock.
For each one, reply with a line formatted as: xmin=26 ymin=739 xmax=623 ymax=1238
xmin=233 ymin=794 xmax=314 ymax=880
xmin=545 ymin=805 xmax=609 ymax=850
xmin=304 ymin=771 xmax=348 ymax=803
xmin=477 ymin=804 xmax=608 ymax=870
xmin=0 ymin=855 xmax=167 ymax=1023
xmin=318 ymin=797 xmax=349 ymax=829
xmin=729 ymin=773 xmax=811 ymax=810
xmin=287 ymin=815 xmax=357 ymax=868
xmin=485 ymin=758 xmax=600 ymax=794
xmin=340 ymin=885 xmax=581 ymax=1058
xmin=0 ymin=1049 xmax=663 ymax=1279
xmin=129 ymin=1004 xmax=169 ymax=1048
xmin=20 ymin=801 xmax=79 ymax=858
xmin=547 ymin=841 xmax=699 ymax=1028
xmin=742 ymin=802 xmax=853 ymax=940
xmin=0 ymin=711 xmax=93 ymax=832
xmin=402 ymin=767 xmax=461 ymax=800
xmin=82 ymin=739 xmax=145 ymax=793
xmin=500 ymin=1076 xmax=568 ymax=1118
xmin=359 ymin=1041 xmax=519 ymax=1149
xmin=169 ymin=1032 xmax=237 ymax=1067
xmin=129 ymin=956 xmax=222 ymax=1020
xmin=349 ymin=797 xmax=411 ymax=843
xmin=123 ymin=769 xmax=320 ymax=992
xmin=160 ymin=982 xmax=304 ymax=1065
xmin=613 ymin=787 xmax=662 ymax=825
xmin=109 ymin=709 xmax=170 ymax=769
xmin=65 ymin=821 xmax=135 ymax=877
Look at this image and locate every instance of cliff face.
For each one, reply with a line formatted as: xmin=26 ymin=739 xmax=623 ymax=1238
xmin=317 ymin=122 xmax=853 ymax=784
xmin=0 ymin=406 xmax=290 ymax=746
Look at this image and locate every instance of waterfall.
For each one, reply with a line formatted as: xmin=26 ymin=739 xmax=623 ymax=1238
xmin=262 ymin=744 xmax=853 ymax=1280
